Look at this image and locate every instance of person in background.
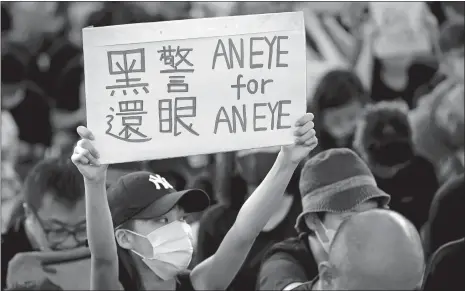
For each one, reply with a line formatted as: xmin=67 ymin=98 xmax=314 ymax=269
xmin=1 ymin=3 xmax=12 ymax=49
xmin=353 ymin=100 xmax=439 ymax=230
xmin=422 ymin=237 xmax=465 ymax=291
xmin=1 ymin=51 xmax=53 ymax=160
xmin=410 ymin=20 xmax=464 ymax=184
xmin=257 ymin=148 xmax=390 ymax=291
xmin=421 ymin=173 xmax=464 ymax=260
xmin=6 ymin=2 xmax=65 ymax=91
xmin=71 ymin=113 xmax=317 ymax=291
xmin=308 ymin=69 xmax=369 ymax=153
xmin=195 ymin=147 xmax=302 ymax=291
xmin=1 ymin=156 xmax=86 ymax=290
xmin=369 ymin=4 xmax=440 ymax=109
xmin=1 ymin=110 xmax=22 ymax=234
xmin=307 ymin=209 xmax=424 ymax=290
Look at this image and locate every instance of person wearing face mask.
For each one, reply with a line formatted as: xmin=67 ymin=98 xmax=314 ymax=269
xmin=309 ymin=209 xmax=425 ymax=290
xmin=1 ymin=156 xmax=87 ymax=290
xmin=70 ymin=113 xmax=318 ymax=291
xmin=257 ymin=148 xmax=390 ymax=290
xmin=195 ymin=146 xmax=302 ymax=291
xmin=308 ymin=69 xmax=369 ymax=154
xmin=353 ymin=100 xmax=439 ymax=230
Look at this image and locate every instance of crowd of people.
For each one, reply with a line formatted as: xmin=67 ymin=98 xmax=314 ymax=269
xmin=1 ymin=2 xmax=464 ymax=291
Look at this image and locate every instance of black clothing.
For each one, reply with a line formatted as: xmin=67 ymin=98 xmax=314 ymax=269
xmin=375 ymin=156 xmax=439 ymax=230
xmin=196 ymin=196 xmax=302 ymax=291
xmin=423 ymin=238 xmax=465 ymax=291
xmin=257 ymin=233 xmax=319 ymax=290
xmin=1 ymin=220 xmax=34 ymax=290
xmin=371 ymin=59 xmax=437 ymax=109
xmin=9 ymin=83 xmax=53 ymax=147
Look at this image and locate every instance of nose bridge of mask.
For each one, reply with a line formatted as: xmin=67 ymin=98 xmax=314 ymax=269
xmin=315 ymin=218 xmax=336 ymax=245
xmin=127 ymin=220 xmax=192 ymax=257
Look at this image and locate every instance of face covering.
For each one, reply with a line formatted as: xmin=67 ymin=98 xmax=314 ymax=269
xmin=314 ymin=218 xmax=337 ymax=254
xmin=128 ymin=220 xmax=194 ymax=281
xmin=369 ymin=139 xmax=414 ymax=167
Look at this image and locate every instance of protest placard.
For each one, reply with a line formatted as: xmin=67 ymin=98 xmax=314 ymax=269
xmin=370 ymin=2 xmax=431 ymax=58
xmin=82 ymin=12 xmax=306 ymax=164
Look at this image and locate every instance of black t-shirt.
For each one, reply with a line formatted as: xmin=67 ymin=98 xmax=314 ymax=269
xmin=8 ymin=83 xmax=53 ymax=147
xmin=423 ymin=238 xmax=465 ymax=291
xmin=374 ymin=156 xmax=439 ymax=230
xmin=371 ymin=58 xmax=437 ymax=109
xmin=257 ymin=234 xmax=319 ymax=290
xmin=1 ymin=220 xmax=34 ymax=290
xmin=195 ymin=196 xmax=302 ymax=291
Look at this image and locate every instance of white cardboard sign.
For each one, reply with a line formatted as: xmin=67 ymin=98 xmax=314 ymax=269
xmin=83 ymin=12 xmax=306 ymax=164
xmin=370 ymin=2 xmax=431 ymax=58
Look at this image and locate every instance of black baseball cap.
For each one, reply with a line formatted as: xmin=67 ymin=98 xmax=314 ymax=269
xmin=108 ymin=171 xmax=210 ymax=228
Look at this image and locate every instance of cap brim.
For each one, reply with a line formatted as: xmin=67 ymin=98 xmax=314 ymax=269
xmin=133 ymin=189 xmax=210 ymax=220
xmin=295 ymin=185 xmax=391 ymax=233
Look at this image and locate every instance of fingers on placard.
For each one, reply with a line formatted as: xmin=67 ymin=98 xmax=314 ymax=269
xmin=81 ymin=149 xmax=100 ymax=166
xmin=296 ymin=129 xmax=315 ymax=144
xmin=76 ymin=126 xmax=94 ymax=140
xmin=77 ymin=139 xmax=100 ymax=159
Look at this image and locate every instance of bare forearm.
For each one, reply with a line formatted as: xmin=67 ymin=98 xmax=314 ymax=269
xmin=84 ymin=178 xmax=118 ymax=263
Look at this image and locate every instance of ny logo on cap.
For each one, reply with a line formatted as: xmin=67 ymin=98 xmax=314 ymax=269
xmin=149 ymin=174 xmax=173 ymax=190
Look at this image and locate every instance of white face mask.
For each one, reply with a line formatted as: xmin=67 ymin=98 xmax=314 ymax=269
xmin=128 ymin=220 xmax=194 ymax=280
xmin=314 ymin=218 xmax=337 ymax=254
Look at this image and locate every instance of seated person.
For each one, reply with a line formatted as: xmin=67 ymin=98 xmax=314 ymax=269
xmin=305 ymin=209 xmax=424 ymax=290
xmin=195 ymin=146 xmax=302 ymax=291
xmin=257 ymin=148 xmax=390 ymax=290
xmin=421 ymin=173 xmax=464 ymax=259
xmin=70 ymin=113 xmax=317 ymax=290
xmin=422 ymin=237 xmax=465 ymax=291
xmin=353 ymin=100 xmax=439 ymax=229
xmin=1 ymin=51 xmax=54 ymax=158
xmin=1 ymin=156 xmax=86 ymax=290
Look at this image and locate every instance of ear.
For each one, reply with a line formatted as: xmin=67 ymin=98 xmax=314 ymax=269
xmin=115 ymin=229 xmax=133 ymax=250
xmin=318 ymin=261 xmax=336 ymax=290
xmin=304 ymin=213 xmax=318 ymax=232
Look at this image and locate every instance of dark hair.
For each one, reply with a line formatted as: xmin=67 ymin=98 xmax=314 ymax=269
xmin=2 ymin=4 xmax=11 ymax=33
xmin=309 ymin=69 xmax=368 ymax=148
xmin=23 ymin=156 xmax=85 ymax=210
xmin=1 ymin=52 xmax=26 ymax=85
xmin=439 ymin=20 xmax=465 ymax=54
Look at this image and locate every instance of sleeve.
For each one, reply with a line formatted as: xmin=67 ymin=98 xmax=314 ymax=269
xmin=257 ymin=252 xmax=309 ymax=291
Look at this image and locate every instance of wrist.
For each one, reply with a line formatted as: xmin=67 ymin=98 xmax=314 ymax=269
xmin=84 ymin=177 xmax=106 ymax=186
xmin=278 ymin=149 xmax=300 ymax=168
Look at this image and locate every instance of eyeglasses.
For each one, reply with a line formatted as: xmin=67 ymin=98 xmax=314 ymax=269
xmin=33 ymin=210 xmax=87 ymax=247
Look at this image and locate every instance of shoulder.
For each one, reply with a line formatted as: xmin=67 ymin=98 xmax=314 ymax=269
xmin=262 ymin=236 xmax=309 ymax=263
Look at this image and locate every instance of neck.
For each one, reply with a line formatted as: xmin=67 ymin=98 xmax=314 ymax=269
xmin=381 ymin=68 xmax=408 ymax=91
xmin=308 ymin=235 xmax=328 ymax=265
xmin=132 ymin=253 xmax=177 ymax=290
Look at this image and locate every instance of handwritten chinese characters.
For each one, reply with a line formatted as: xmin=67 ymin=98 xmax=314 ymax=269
xmin=158 ymin=45 xmax=199 ymax=136
xmin=105 ymin=49 xmax=149 ymax=96
xmin=82 ymin=12 xmax=306 ymax=163
xmin=106 ymin=100 xmax=152 ymax=142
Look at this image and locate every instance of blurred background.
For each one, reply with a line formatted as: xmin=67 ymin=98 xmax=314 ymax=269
xmin=1 ymin=3 xmax=464 ymax=287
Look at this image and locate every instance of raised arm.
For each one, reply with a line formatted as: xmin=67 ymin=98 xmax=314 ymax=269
xmin=191 ymin=114 xmax=318 ymax=290
xmin=71 ymin=126 xmax=121 ymax=290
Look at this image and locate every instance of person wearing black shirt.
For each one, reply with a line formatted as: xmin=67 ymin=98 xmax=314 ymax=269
xmin=1 ymin=52 xmax=53 ymax=151
xmin=353 ymin=100 xmax=439 ymax=230
xmin=257 ymin=149 xmax=390 ymax=290
xmin=195 ymin=148 xmax=302 ymax=291
xmin=1 ymin=157 xmax=86 ymax=290
xmin=70 ymin=115 xmax=317 ymax=291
